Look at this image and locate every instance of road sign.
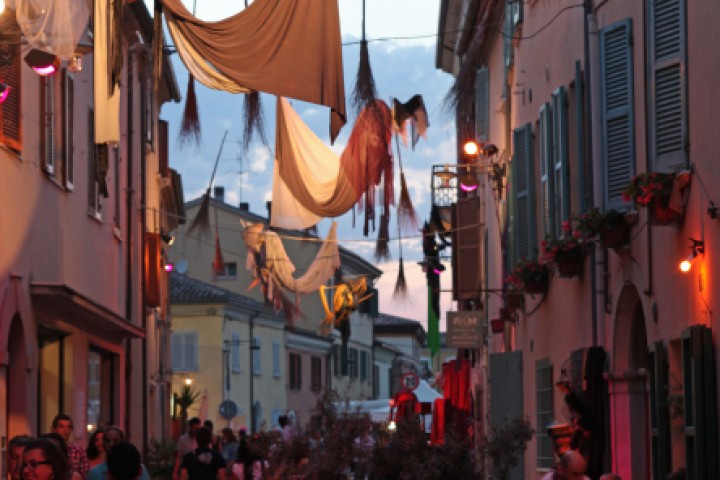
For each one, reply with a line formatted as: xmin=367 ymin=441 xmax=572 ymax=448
xmin=219 ymin=400 xmax=238 ymax=419
xmin=401 ymin=372 xmax=420 ymax=391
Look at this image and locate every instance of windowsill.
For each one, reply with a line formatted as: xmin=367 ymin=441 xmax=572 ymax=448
xmin=253 ymin=372 xmax=261 ymax=377
xmin=231 ymin=369 xmax=241 ymax=374
xmin=88 ymin=211 xmax=103 ymax=223
xmin=273 ymin=374 xmax=281 ymax=379
xmin=44 ymin=173 xmax=66 ymax=191
xmin=113 ymin=227 xmax=122 ymax=241
xmin=0 ymin=143 xmax=21 ymax=159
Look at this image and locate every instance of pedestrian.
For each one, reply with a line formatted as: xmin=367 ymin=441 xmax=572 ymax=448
xmin=277 ymin=415 xmax=296 ymax=444
xmin=179 ymin=427 xmax=226 ymax=480
xmin=203 ymin=420 xmax=221 ymax=451
xmin=174 ymin=418 xmax=201 ymax=480
xmin=220 ymin=428 xmax=238 ymax=465
xmin=51 ymin=414 xmax=89 ymax=479
xmin=353 ymin=424 xmax=375 ymax=480
xmin=105 ymin=443 xmax=142 ymax=480
xmin=86 ymin=429 xmax=105 ymax=469
xmin=7 ymin=435 xmax=32 ymax=480
xmin=39 ymin=433 xmax=80 ymax=480
xmin=231 ymin=429 xmax=252 ymax=480
xmin=86 ymin=427 xmax=150 ymax=480
xmin=21 ymin=438 xmax=68 ymax=480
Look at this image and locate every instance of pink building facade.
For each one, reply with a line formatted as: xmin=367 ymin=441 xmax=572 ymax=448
xmin=438 ymin=0 xmax=720 ymax=478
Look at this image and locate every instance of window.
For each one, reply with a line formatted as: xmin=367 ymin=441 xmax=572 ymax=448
xmin=216 ymin=262 xmax=237 ymax=279
xmin=289 ymin=353 xmax=302 ymax=391
xmin=0 ymin=17 xmax=21 ymax=152
xmin=311 ymin=356 xmax=322 ymax=392
xmin=600 ymin=19 xmax=635 ymax=210
xmin=536 ymin=358 xmax=554 ymax=469
xmin=86 ymin=348 xmax=116 ymax=432
xmin=273 ymin=342 xmax=281 ymax=378
xmin=360 ymin=350 xmax=368 ymax=382
xmin=171 ymin=332 xmax=198 ymax=372
xmin=231 ymin=333 xmax=241 ymax=373
xmin=475 ymin=67 xmax=489 ymax=143
xmin=349 ymin=348 xmax=359 ymax=379
xmin=252 ymin=337 xmax=261 ymax=375
xmin=647 ymin=0 xmax=687 ymax=172
xmin=540 ymin=89 xmax=571 ymax=238
xmin=41 ymin=75 xmax=56 ymax=176
xmin=87 ymin=109 xmax=102 ymax=217
xmin=539 ymin=103 xmax=554 ymax=237
xmin=511 ymin=123 xmax=535 ymax=265
xmin=62 ymin=70 xmax=74 ymax=189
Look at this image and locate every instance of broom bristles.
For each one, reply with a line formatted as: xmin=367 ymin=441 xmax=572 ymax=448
xmin=397 ymin=172 xmax=419 ymax=233
xmin=243 ymin=90 xmax=268 ymax=152
xmin=178 ymin=75 xmax=201 ymax=147
xmin=394 ymin=257 xmax=408 ymax=298
xmin=351 ymin=40 xmax=378 ymax=115
xmin=374 ymin=212 xmax=391 ymax=261
xmin=187 ymin=190 xmax=211 ymax=238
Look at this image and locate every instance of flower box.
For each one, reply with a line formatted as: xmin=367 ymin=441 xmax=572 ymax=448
xmin=505 ymin=259 xmax=550 ymax=294
xmin=599 ymin=223 xmax=630 ymax=249
xmin=524 ymin=277 xmax=548 ymax=294
xmin=650 ymin=201 xmax=682 ymax=226
xmin=556 ymin=257 xmax=584 ymax=278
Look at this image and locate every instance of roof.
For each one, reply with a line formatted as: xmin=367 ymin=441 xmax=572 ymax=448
xmin=374 ymin=313 xmax=427 ymax=341
xmin=170 ymin=271 xmax=268 ymax=312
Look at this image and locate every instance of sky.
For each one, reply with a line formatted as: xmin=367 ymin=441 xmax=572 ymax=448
xmin=157 ymin=0 xmax=457 ymax=331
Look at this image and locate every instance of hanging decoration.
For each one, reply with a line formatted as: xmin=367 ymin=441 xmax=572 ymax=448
xmin=271 ymin=97 xmax=393 ymax=234
xmin=12 ymin=0 xmax=89 ymax=61
xmin=394 ymin=134 xmax=418 ymax=233
xmin=374 ymin=211 xmax=390 ymax=261
xmin=242 ymin=90 xmax=268 ymax=152
xmin=319 ymin=277 xmax=372 ymax=345
xmin=242 ymin=221 xmax=342 ymax=324
xmin=212 ymin=232 xmax=224 ymax=277
xmin=94 ymin=0 xmax=121 ymax=144
xmin=351 ymin=0 xmax=377 ymax=116
xmin=161 ymin=0 xmax=347 ymax=143
xmin=391 ymin=95 xmax=429 ymax=149
xmin=187 ymin=130 xmax=229 ymax=238
xmin=394 ymin=234 xmax=408 ymax=297
xmin=178 ymin=74 xmax=201 ymax=146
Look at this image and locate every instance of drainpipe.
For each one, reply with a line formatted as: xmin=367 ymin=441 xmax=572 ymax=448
xmin=124 ymin=48 xmax=135 ymax=438
xmin=247 ymin=311 xmax=259 ymax=433
xmin=140 ymin=59 xmax=149 ymax=454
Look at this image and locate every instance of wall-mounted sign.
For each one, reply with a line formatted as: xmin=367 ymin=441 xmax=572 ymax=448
xmin=446 ymin=311 xmax=483 ymax=348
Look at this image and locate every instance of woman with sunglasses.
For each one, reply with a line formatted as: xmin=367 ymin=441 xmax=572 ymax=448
xmin=21 ymin=438 xmax=68 ymax=480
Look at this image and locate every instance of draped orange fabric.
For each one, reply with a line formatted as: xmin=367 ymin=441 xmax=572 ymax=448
xmin=161 ymin=0 xmax=346 ymax=143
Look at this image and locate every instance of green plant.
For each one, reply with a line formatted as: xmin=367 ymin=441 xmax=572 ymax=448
xmin=505 ymin=258 xmax=550 ymax=291
xmin=574 ymin=208 xmax=626 ymax=238
xmin=622 ymin=172 xmax=675 ymax=207
xmin=145 ymin=438 xmax=176 ymax=480
xmin=175 ymin=385 xmax=201 ymax=433
xmin=485 ymin=416 xmax=535 ymax=480
xmin=541 ymin=230 xmax=587 ymax=265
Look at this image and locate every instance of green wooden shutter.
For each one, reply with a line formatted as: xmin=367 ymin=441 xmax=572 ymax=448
xmin=552 ymin=86 xmax=570 ymax=235
xmin=574 ymin=61 xmax=587 ymax=214
xmin=539 ymin=103 xmax=554 ymax=238
xmin=648 ymin=0 xmax=687 ymax=172
xmin=649 ymin=341 xmax=671 ymax=480
xmin=600 ymin=19 xmax=635 ymax=210
xmin=535 ymin=358 xmax=554 ymax=469
xmin=682 ymin=325 xmax=718 ymax=480
xmin=475 ymin=67 xmax=489 ymax=143
xmin=512 ymin=123 xmax=536 ymax=262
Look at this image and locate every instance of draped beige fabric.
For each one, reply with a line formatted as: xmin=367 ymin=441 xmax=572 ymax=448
xmin=161 ymin=0 xmax=346 ymax=143
xmin=94 ymin=0 xmax=120 ymax=144
xmin=272 ymin=97 xmax=393 ymax=229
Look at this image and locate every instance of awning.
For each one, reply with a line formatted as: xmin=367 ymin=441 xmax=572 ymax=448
xmin=30 ymin=284 xmax=145 ymax=339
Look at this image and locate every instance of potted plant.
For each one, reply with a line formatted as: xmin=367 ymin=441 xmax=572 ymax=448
xmin=575 ymin=207 xmax=630 ymax=248
xmin=506 ymin=258 xmax=550 ymax=294
xmin=541 ymin=226 xmax=587 ymax=278
xmin=504 ymin=289 xmax=524 ymax=309
xmin=622 ymin=172 xmax=680 ymax=225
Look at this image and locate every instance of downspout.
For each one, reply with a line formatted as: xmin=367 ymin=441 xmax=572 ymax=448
xmin=248 ymin=311 xmax=259 ymax=434
xmin=140 ymin=58 xmax=149 ymax=453
xmin=125 ymin=48 xmax=135 ymax=438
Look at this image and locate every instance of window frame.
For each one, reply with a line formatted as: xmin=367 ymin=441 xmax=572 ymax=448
xmin=171 ymin=331 xmax=198 ymax=372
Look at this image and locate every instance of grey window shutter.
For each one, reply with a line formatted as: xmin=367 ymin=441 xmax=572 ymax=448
xmin=552 ymin=86 xmax=570 ymax=235
xmin=43 ymin=76 xmax=55 ymax=175
xmin=649 ymin=341 xmax=671 ymax=480
xmin=648 ymin=0 xmax=687 ymax=172
xmin=600 ymin=19 xmax=635 ymax=210
xmin=273 ymin=342 xmax=281 ymax=378
xmin=185 ymin=332 xmax=198 ymax=371
xmin=253 ymin=337 xmax=261 ymax=375
xmin=574 ymin=61 xmax=586 ymax=213
xmin=512 ymin=123 xmax=536 ymax=262
xmin=231 ymin=333 xmax=241 ymax=373
xmin=63 ymin=71 xmax=75 ymax=189
xmin=682 ymin=325 xmax=718 ymax=480
xmin=87 ymin=109 xmax=98 ymax=214
xmin=475 ymin=67 xmax=490 ymax=143
xmin=535 ymin=358 xmax=554 ymax=469
xmin=539 ymin=103 xmax=554 ymax=238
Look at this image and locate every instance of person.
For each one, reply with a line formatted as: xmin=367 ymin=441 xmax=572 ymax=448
xmin=278 ymin=415 xmax=296 ymax=444
xmin=174 ymin=418 xmax=201 ymax=480
xmin=39 ymin=433 xmax=81 ymax=480
xmin=179 ymin=427 xmax=226 ymax=480
xmin=105 ymin=443 xmax=142 ymax=480
xmin=86 ymin=429 xmax=105 ymax=469
xmin=599 ymin=474 xmax=622 ymax=480
xmin=203 ymin=420 xmax=221 ymax=451
xmin=86 ymin=427 xmax=150 ymax=480
xmin=7 ymin=435 xmax=32 ymax=480
xmin=219 ymin=428 xmax=238 ymax=465
xmin=353 ymin=424 xmax=375 ymax=480
xmin=52 ymin=414 xmax=89 ymax=479
xmin=21 ymin=438 xmax=68 ymax=480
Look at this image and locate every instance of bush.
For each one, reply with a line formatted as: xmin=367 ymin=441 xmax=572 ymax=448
xmin=145 ymin=438 xmax=176 ymax=480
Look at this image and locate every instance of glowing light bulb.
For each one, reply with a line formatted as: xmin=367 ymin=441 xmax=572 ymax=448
xmin=184 ymin=377 xmax=193 ymax=386
xmin=679 ymin=259 xmax=692 ymax=273
xmin=463 ymin=141 xmax=479 ymax=157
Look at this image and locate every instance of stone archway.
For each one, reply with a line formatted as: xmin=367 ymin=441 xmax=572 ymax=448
xmin=609 ymin=285 xmax=650 ymax=480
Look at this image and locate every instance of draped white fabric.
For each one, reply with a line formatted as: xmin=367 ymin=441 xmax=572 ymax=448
xmin=10 ymin=0 xmax=89 ymax=61
xmin=93 ymin=0 xmax=120 ymax=144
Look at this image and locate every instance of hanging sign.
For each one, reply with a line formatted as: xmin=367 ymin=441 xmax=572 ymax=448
xmin=446 ymin=311 xmax=483 ymax=348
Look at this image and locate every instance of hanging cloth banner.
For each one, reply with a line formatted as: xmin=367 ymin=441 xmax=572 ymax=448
xmin=160 ymin=0 xmax=347 ymax=143
xmin=271 ymin=97 xmax=393 ymax=230
xmin=94 ymin=0 xmax=120 ymax=144
xmin=11 ymin=0 xmax=89 ymax=61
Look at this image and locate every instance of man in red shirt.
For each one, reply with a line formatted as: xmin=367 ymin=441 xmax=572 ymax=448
xmin=52 ymin=414 xmax=89 ymax=479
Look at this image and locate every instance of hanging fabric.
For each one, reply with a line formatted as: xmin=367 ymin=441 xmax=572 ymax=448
xmin=271 ymin=97 xmax=393 ymax=231
xmin=391 ymin=95 xmax=429 ymax=150
xmin=93 ymin=0 xmax=120 ymax=144
xmin=12 ymin=0 xmax=89 ymax=61
xmin=161 ymin=0 xmax=346 ymax=143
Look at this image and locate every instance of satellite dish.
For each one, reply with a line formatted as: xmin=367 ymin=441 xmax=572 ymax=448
xmin=176 ymin=259 xmax=188 ymax=274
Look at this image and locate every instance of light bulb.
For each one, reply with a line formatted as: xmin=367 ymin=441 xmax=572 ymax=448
xmin=463 ymin=140 xmax=479 ymax=157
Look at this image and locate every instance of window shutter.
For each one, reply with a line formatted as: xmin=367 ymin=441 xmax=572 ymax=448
xmin=649 ymin=341 xmax=671 ymax=480
xmin=43 ymin=76 xmax=55 ymax=175
xmin=682 ymin=325 xmax=718 ymax=480
xmin=273 ymin=342 xmax=280 ymax=378
xmin=253 ymin=338 xmax=261 ymax=375
xmin=475 ymin=67 xmax=489 ymax=143
xmin=539 ymin=103 xmax=554 ymax=237
xmin=648 ymin=0 xmax=687 ymax=172
xmin=171 ymin=333 xmax=182 ymax=371
xmin=231 ymin=333 xmax=240 ymax=373
xmin=574 ymin=61 xmax=587 ymax=213
xmin=360 ymin=351 xmax=368 ymax=381
xmin=512 ymin=123 xmax=536 ymax=262
xmin=600 ymin=19 xmax=635 ymax=210
xmin=297 ymin=354 xmax=302 ymax=389
xmin=62 ymin=71 xmax=74 ymax=189
xmin=0 ymin=41 xmax=22 ymax=152
xmin=88 ymin=109 xmax=99 ymax=214
xmin=451 ymin=196 xmax=483 ymax=301
xmin=333 ymin=345 xmax=341 ymax=378
xmin=552 ymin=86 xmax=570 ymax=235
xmin=185 ymin=333 xmax=198 ymax=371
xmin=535 ymin=358 xmax=554 ymax=469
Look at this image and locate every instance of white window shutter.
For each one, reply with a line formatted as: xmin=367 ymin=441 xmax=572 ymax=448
xmin=185 ymin=332 xmax=198 ymax=371
xmin=475 ymin=67 xmax=490 ymax=143
xmin=171 ymin=333 xmax=182 ymax=371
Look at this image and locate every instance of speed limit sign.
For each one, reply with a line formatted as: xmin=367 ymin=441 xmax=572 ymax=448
xmin=401 ymin=372 xmax=420 ymax=391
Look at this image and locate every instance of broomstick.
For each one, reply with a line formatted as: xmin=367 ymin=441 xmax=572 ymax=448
xmin=178 ymin=74 xmax=201 ymax=147
xmin=394 ymin=134 xmax=418 ymax=233
xmin=242 ymin=90 xmax=268 ymax=152
xmin=351 ymin=0 xmax=377 ymax=115
xmin=393 ymin=221 xmax=408 ymax=298
xmin=187 ymin=130 xmax=229 ymax=238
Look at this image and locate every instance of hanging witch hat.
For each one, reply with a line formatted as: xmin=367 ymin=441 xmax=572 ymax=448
xmin=186 ymin=130 xmax=229 ymax=238
xmin=351 ymin=0 xmax=378 ymax=115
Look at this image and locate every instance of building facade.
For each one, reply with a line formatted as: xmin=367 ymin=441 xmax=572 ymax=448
xmin=438 ymin=0 xmax=720 ymax=479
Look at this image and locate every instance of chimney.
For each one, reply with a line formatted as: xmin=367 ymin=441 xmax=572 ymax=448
xmin=239 ymin=202 xmax=249 ymax=211
xmin=213 ymin=186 xmax=225 ymax=203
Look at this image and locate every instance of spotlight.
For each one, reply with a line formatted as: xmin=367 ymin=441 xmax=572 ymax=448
xmin=184 ymin=377 xmax=193 ymax=386
xmin=463 ymin=140 xmax=479 ymax=158
xmin=0 ymin=83 xmax=9 ymax=104
xmin=482 ymin=143 xmax=498 ymax=156
xmin=387 ymin=420 xmax=397 ymax=431
xmin=24 ymin=49 xmax=60 ymax=76
xmin=679 ymin=238 xmax=704 ymax=273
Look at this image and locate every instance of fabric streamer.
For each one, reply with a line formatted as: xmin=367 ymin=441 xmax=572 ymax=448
xmin=161 ymin=0 xmax=347 ymax=143
xmin=93 ymin=0 xmax=120 ymax=144
xmin=11 ymin=0 xmax=89 ymax=61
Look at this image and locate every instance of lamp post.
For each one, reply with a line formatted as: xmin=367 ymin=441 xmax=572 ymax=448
xmin=222 ymin=333 xmax=260 ymax=432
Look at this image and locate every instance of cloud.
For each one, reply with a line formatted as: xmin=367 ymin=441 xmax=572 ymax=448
xmin=248 ymin=146 xmax=271 ymax=173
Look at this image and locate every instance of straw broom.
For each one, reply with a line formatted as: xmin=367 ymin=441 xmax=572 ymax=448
xmin=186 ymin=130 xmax=229 ymax=238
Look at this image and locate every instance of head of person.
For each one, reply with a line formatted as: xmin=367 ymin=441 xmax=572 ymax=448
xmin=21 ymin=438 xmax=67 ymax=480
xmin=103 ymin=427 xmax=125 ymax=454
xmin=278 ymin=415 xmax=288 ymax=428
xmin=106 ymin=443 xmax=141 ymax=480
xmin=221 ymin=428 xmax=236 ymax=444
xmin=237 ymin=427 xmax=247 ymax=441
xmin=194 ymin=427 xmax=212 ymax=449
xmin=203 ymin=420 xmax=214 ymax=433
xmin=599 ymin=475 xmax=622 ymax=480
xmin=558 ymin=450 xmax=588 ymax=479
xmin=38 ymin=433 xmax=67 ymax=460
xmin=86 ymin=429 xmax=105 ymax=460
xmin=187 ymin=418 xmax=201 ymax=436
xmin=51 ymin=415 xmax=74 ymax=442
xmin=8 ymin=435 xmax=32 ymax=480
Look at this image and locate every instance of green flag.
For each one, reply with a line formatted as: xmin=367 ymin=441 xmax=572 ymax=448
xmin=428 ymin=285 xmax=439 ymax=357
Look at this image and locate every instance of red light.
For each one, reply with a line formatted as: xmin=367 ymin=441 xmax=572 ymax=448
xmin=165 ymin=263 xmax=174 ymax=272
xmin=0 ymin=85 xmax=9 ymax=104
